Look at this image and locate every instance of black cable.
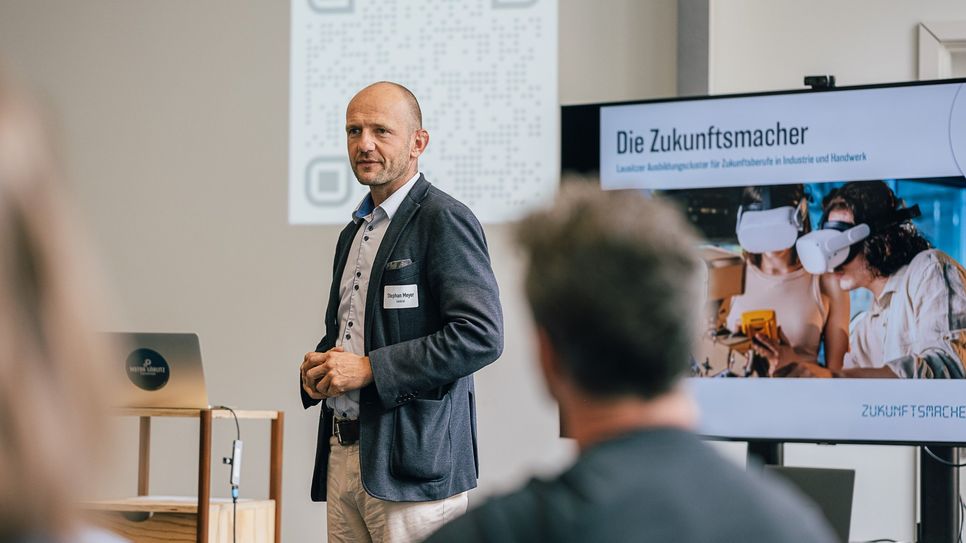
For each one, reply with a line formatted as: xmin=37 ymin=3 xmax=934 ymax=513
xmin=215 ymin=405 xmax=241 ymax=441
xmin=959 ymin=492 xmax=964 ymax=543
xmin=214 ymin=405 xmax=240 ymax=543
xmin=922 ymin=446 xmax=966 ymax=467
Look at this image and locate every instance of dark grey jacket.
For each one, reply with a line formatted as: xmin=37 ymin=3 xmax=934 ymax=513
xmin=301 ymin=175 xmax=504 ymax=502
xmin=425 ymin=429 xmax=837 ymax=543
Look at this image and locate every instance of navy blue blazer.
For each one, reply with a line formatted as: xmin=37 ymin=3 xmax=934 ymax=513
xmin=301 ymin=175 xmax=504 ymax=502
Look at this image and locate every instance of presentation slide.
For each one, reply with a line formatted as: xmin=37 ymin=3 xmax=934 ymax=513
xmin=289 ymin=0 xmax=558 ymax=224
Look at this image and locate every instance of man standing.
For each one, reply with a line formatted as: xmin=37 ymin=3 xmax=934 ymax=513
xmin=425 ymin=183 xmax=835 ymax=543
xmin=300 ymin=82 xmax=503 ymax=542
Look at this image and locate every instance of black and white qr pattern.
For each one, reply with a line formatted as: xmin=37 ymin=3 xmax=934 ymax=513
xmin=289 ymin=0 xmax=558 ymax=224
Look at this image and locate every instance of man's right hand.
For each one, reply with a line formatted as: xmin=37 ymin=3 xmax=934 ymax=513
xmin=301 ymin=351 xmax=327 ymax=400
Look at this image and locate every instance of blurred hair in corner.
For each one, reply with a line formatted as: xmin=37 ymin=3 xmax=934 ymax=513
xmin=0 ymin=65 xmax=121 ymax=542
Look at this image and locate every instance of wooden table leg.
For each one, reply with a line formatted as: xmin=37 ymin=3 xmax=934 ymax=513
xmin=198 ymin=409 xmax=212 ymax=543
xmin=138 ymin=416 xmax=151 ymax=496
xmin=270 ymin=412 xmax=284 ymax=543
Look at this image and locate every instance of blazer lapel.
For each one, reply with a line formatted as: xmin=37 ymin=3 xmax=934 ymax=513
xmin=363 ymin=175 xmax=430 ymax=348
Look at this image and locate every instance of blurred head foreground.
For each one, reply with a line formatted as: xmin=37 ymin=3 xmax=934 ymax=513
xmin=0 ymin=71 xmax=111 ymax=540
xmin=516 ymin=182 xmax=704 ymax=403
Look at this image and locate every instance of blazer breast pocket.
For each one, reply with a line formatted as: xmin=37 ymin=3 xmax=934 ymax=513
xmin=383 ymin=260 xmax=419 ymax=284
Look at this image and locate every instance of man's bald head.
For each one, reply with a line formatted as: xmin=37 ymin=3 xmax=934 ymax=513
xmin=344 ymin=81 xmax=429 ymax=199
xmin=350 ymin=81 xmax=422 ymax=131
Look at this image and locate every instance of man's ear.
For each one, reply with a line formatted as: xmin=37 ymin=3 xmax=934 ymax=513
xmin=536 ymin=327 xmax=565 ymax=394
xmin=411 ymin=128 xmax=429 ymax=159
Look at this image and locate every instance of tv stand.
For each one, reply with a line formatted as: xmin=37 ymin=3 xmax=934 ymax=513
xmin=747 ymin=440 xmax=784 ymax=469
xmin=918 ymin=446 xmax=960 ymax=543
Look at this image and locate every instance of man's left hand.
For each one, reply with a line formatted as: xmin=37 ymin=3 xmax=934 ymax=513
xmin=306 ymin=347 xmax=374 ymax=397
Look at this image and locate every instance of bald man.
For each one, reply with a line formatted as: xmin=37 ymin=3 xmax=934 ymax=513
xmin=299 ymin=82 xmax=504 ymax=543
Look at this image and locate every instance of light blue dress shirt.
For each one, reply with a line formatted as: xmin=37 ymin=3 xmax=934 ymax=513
xmin=327 ymin=172 xmax=421 ymax=419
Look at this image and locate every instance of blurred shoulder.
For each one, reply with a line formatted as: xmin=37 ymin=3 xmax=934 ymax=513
xmin=423 ymin=482 xmax=547 ymax=543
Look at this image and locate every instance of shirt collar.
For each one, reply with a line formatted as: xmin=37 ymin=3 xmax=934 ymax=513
xmin=875 ymin=262 xmax=910 ymax=307
xmin=351 ymin=172 xmax=421 ymax=223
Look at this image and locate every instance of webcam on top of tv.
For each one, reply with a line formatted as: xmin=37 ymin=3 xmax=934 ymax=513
xmin=804 ymin=75 xmax=836 ymax=90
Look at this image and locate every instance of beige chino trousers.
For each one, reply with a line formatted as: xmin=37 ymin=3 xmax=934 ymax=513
xmin=326 ymin=436 xmax=468 ymax=543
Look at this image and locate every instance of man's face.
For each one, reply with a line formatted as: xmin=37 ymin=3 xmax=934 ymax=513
xmin=345 ymin=87 xmax=421 ymax=189
xmin=828 ymin=208 xmax=876 ymax=291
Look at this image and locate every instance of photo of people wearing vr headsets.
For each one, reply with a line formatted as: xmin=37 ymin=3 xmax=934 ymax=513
xmin=700 ymin=180 xmax=966 ymax=379
xmin=727 ymin=184 xmax=850 ymax=376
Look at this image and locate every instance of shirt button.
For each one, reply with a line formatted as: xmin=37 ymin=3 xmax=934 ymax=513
xmin=347 ymin=321 xmax=353 ymax=328
xmin=368 ymin=225 xmax=373 ymax=231
xmin=364 ymin=236 xmax=370 ymax=241
xmin=354 ymin=285 xmax=359 ymax=291
xmin=345 ymin=333 xmax=351 ymax=340
xmin=356 ymin=272 xmax=361 ymax=278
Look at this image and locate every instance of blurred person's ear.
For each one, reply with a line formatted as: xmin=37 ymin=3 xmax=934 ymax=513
xmin=536 ymin=327 xmax=567 ymax=403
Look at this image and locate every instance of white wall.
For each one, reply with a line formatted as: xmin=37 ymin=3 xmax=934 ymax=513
xmin=701 ymin=1 xmax=966 ymax=541
xmin=955 ymin=52 xmax=966 ymax=77
xmin=560 ymin=0 xmax=677 ymax=104
xmin=0 ymin=0 xmax=676 ymax=540
xmin=710 ymin=0 xmax=966 ymax=92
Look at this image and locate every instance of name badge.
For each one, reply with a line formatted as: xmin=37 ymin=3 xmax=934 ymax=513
xmin=384 ymin=284 xmax=419 ymax=309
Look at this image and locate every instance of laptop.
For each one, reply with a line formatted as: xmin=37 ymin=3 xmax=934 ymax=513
xmin=107 ymin=332 xmax=209 ymax=409
xmin=764 ymin=465 xmax=855 ymax=543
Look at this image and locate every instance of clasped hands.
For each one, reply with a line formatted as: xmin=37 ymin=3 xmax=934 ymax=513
xmin=300 ymin=346 xmax=374 ymax=400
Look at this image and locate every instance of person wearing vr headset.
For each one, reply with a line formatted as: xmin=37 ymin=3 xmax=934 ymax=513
xmin=729 ymin=185 xmax=850 ymax=375
xmin=779 ymin=180 xmax=966 ymax=378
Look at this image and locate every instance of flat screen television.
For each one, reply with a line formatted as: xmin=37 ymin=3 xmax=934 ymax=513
xmin=561 ymin=79 xmax=966 ymax=445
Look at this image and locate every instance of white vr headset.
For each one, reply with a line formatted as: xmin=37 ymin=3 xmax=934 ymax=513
xmin=735 ymin=204 xmax=805 ymax=253
xmin=795 ymin=222 xmax=871 ymax=274
xmin=795 ymin=204 xmax=921 ymax=274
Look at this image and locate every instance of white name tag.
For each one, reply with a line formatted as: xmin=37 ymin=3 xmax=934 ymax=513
xmin=384 ymin=284 xmax=419 ymax=309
